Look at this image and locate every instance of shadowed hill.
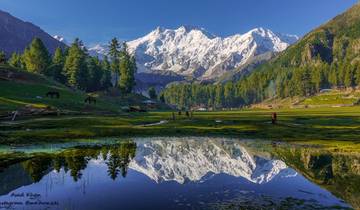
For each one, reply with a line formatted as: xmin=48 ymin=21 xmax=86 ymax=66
xmin=0 ymin=10 xmax=66 ymax=56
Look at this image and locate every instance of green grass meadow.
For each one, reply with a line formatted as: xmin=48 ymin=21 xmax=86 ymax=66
xmin=1 ymin=107 xmax=360 ymax=146
xmin=1 ymin=65 xmax=360 ymax=146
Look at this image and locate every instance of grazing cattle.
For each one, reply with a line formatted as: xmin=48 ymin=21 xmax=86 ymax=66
xmin=271 ymin=112 xmax=277 ymax=124
xmin=84 ymin=96 xmax=97 ymax=104
xmin=46 ymin=91 xmax=60 ymax=99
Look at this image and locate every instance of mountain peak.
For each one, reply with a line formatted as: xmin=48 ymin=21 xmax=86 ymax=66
xmin=177 ymin=25 xmax=203 ymax=32
xmin=153 ymin=26 xmax=165 ymax=34
xmin=129 ymin=139 xmax=294 ymax=184
xmin=247 ymin=27 xmax=299 ymax=40
xmin=125 ymin=26 xmax=298 ymax=79
xmin=176 ymin=25 xmax=216 ymax=38
xmin=249 ymin=27 xmax=268 ymax=33
xmin=92 ymin=26 xmax=297 ymax=80
xmin=246 ymin=27 xmax=277 ymax=38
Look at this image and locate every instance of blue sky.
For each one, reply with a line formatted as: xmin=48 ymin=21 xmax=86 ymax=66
xmin=0 ymin=0 xmax=358 ymax=45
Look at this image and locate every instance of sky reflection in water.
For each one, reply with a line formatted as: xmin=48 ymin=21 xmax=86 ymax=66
xmin=0 ymin=137 xmax=355 ymax=210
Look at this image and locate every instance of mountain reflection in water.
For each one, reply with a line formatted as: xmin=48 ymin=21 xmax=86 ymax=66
xmin=0 ymin=137 xmax=357 ymax=210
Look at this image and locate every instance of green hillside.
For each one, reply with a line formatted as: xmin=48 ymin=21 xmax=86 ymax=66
xmin=251 ymin=89 xmax=360 ymax=109
xmin=0 ymin=65 xmax=156 ymax=118
xmin=237 ymin=2 xmax=360 ymax=104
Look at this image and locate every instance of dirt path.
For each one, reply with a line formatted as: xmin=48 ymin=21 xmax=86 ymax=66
xmin=140 ymin=120 xmax=169 ymax=127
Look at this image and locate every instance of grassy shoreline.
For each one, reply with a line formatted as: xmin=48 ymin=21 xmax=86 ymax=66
xmin=1 ymin=106 xmax=360 ymax=145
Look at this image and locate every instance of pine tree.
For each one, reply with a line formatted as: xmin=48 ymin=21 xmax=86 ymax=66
xmin=87 ymin=57 xmax=103 ymax=91
xmin=148 ymin=87 xmax=157 ymax=100
xmin=63 ymin=39 xmax=88 ymax=90
xmin=129 ymin=55 xmax=137 ymax=89
xmin=53 ymin=47 xmax=65 ymax=65
xmin=47 ymin=47 xmax=67 ymax=82
xmin=355 ymin=63 xmax=360 ymax=87
xmin=108 ymin=38 xmax=120 ymax=87
xmin=329 ymin=64 xmax=338 ymax=87
xmin=337 ymin=62 xmax=345 ymax=86
xmin=100 ymin=56 xmax=112 ymax=90
xmin=23 ymin=38 xmax=51 ymax=74
xmin=119 ymin=43 xmax=136 ymax=94
xmin=302 ymin=67 xmax=314 ymax=96
xmin=223 ymin=82 xmax=234 ymax=108
xmin=159 ymin=93 xmax=165 ymax=103
xmin=215 ymin=85 xmax=224 ymax=109
xmin=311 ymin=65 xmax=323 ymax=93
xmin=0 ymin=51 xmax=6 ymax=64
xmin=344 ymin=64 xmax=354 ymax=88
xmin=8 ymin=52 xmax=22 ymax=68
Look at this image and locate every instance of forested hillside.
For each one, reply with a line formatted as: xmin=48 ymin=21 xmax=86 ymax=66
xmin=162 ymin=3 xmax=360 ymax=109
xmin=1 ymin=37 xmax=137 ymax=94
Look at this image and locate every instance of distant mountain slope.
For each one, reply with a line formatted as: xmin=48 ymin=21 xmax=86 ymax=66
xmin=235 ymin=2 xmax=360 ymax=104
xmin=266 ymin=2 xmax=360 ymax=67
xmin=0 ymin=10 xmax=66 ymax=55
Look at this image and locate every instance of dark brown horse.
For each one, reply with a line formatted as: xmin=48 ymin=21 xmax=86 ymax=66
xmin=46 ymin=91 xmax=60 ymax=99
xmin=84 ymin=96 xmax=97 ymax=104
xmin=271 ymin=112 xmax=277 ymax=124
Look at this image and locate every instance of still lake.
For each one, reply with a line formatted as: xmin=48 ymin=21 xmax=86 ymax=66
xmin=0 ymin=137 xmax=358 ymax=210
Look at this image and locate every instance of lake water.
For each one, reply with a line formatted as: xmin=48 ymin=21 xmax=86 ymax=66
xmin=0 ymin=137 xmax=358 ymax=210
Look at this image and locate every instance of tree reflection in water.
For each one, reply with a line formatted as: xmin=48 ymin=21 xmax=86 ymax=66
xmin=16 ymin=140 xmax=137 ymax=183
xmin=270 ymin=145 xmax=360 ymax=209
xmin=0 ymin=138 xmax=358 ymax=210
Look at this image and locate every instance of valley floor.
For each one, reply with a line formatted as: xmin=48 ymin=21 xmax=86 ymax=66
xmin=1 ymin=106 xmax=360 ymax=148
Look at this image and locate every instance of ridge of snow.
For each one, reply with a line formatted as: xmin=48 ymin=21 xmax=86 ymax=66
xmin=53 ymin=35 xmax=69 ymax=46
xmin=129 ymin=138 xmax=295 ymax=184
xmin=87 ymin=26 xmax=298 ymax=79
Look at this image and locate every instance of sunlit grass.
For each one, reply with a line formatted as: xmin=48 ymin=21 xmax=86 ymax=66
xmin=1 ymin=106 xmax=360 ymax=145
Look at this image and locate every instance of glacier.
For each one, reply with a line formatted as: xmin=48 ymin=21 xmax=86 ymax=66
xmin=87 ymin=26 xmax=298 ymax=80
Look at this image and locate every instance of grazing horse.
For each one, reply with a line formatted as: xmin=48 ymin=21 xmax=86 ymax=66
xmin=271 ymin=112 xmax=277 ymax=124
xmin=84 ymin=96 xmax=97 ymax=104
xmin=46 ymin=91 xmax=60 ymax=99
xmin=185 ymin=111 xmax=190 ymax=118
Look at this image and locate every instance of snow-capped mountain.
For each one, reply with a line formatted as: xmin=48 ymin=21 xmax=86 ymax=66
xmin=129 ymin=138 xmax=296 ymax=184
xmin=87 ymin=26 xmax=298 ymax=80
xmin=126 ymin=26 xmax=298 ymax=80
xmin=53 ymin=35 xmax=69 ymax=46
xmin=88 ymin=44 xmax=108 ymax=59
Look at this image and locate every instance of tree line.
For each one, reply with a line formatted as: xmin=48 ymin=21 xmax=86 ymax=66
xmin=1 ymin=37 xmax=137 ymax=94
xmin=161 ymin=59 xmax=360 ymax=110
xmin=161 ymin=83 xmax=241 ymax=110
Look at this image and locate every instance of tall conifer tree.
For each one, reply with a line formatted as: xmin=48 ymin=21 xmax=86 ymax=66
xmin=23 ymin=38 xmax=50 ymax=74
